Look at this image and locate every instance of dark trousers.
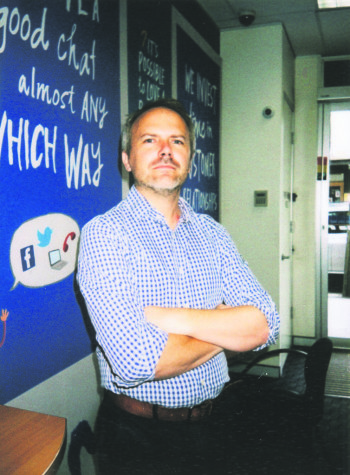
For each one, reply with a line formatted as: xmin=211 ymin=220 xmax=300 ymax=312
xmin=93 ymin=384 xmax=246 ymax=475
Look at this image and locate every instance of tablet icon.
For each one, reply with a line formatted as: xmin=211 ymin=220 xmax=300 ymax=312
xmin=48 ymin=249 xmax=67 ymax=270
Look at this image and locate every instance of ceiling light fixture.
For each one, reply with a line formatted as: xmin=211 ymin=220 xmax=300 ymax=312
xmin=318 ymin=0 xmax=350 ymax=8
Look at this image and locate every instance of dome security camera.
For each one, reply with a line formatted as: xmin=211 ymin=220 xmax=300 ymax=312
xmin=238 ymin=10 xmax=256 ymax=27
xmin=262 ymin=107 xmax=274 ymax=119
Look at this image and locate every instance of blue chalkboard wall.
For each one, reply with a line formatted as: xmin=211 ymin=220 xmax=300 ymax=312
xmin=127 ymin=1 xmax=172 ymax=113
xmin=0 ymin=0 xmax=121 ymax=403
xmin=177 ymin=26 xmax=220 ymax=221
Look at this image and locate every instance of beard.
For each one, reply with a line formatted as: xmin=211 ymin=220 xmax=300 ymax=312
xmin=133 ymin=160 xmax=191 ymax=197
xmin=133 ymin=175 xmax=186 ymax=197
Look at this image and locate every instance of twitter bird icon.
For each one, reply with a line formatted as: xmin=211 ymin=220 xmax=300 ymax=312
xmin=37 ymin=227 xmax=53 ymax=247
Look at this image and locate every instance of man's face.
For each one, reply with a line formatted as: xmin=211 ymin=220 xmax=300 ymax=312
xmin=122 ymin=107 xmax=192 ymax=196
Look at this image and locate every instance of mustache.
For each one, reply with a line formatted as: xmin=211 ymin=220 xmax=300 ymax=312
xmin=151 ymin=155 xmax=179 ymax=167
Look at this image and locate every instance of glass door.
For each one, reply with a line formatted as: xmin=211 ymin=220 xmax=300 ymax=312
xmin=318 ymin=101 xmax=350 ymax=349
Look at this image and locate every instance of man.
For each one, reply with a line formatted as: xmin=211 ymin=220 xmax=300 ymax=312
xmin=78 ymin=98 xmax=279 ymax=474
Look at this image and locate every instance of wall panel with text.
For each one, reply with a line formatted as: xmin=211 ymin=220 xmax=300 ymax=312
xmin=0 ymin=0 xmax=121 ymax=403
xmin=174 ymin=12 xmax=221 ymax=222
xmin=127 ymin=1 xmax=172 ymax=114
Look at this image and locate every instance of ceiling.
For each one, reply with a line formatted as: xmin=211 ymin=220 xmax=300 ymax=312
xmin=198 ymin=0 xmax=350 ymax=57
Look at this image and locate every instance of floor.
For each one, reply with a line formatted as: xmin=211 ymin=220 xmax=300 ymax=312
xmin=282 ymin=349 xmax=350 ymax=475
xmin=230 ymin=350 xmax=350 ymax=475
xmin=328 ymin=293 xmax=350 ymax=338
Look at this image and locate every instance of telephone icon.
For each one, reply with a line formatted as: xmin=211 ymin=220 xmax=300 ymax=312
xmin=63 ymin=232 xmax=76 ymax=252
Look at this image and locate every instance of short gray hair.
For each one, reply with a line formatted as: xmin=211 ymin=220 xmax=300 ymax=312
xmin=121 ymin=98 xmax=196 ymax=156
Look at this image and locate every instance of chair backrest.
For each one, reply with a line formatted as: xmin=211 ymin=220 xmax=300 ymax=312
xmin=304 ymin=337 xmax=333 ymax=423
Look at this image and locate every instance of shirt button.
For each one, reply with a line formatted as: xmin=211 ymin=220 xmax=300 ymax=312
xmin=201 ymin=380 xmax=205 ymax=386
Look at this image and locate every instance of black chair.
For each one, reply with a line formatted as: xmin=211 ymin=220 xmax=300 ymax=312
xmin=229 ymin=338 xmax=333 ymax=474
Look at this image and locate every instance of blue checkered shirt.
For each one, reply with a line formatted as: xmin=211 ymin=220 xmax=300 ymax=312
xmin=78 ymin=186 xmax=279 ymax=408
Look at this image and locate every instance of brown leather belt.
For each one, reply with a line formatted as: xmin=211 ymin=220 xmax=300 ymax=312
xmin=106 ymin=391 xmax=213 ymax=422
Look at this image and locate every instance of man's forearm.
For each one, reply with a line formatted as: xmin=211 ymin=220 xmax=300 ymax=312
xmin=154 ymin=334 xmax=222 ymax=380
xmin=146 ymin=305 xmax=269 ymax=352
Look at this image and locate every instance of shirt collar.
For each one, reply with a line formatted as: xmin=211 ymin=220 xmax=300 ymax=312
xmin=126 ymin=185 xmax=195 ymax=225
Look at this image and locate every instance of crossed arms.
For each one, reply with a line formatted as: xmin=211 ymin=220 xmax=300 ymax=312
xmin=145 ymin=304 xmax=269 ymax=380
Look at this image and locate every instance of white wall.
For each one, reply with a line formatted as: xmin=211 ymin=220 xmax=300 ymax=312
xmin=8 ymin=354 xmax=100 ymax=474
xmin=282 ymin=31 xmax=295 ymax=106
xmin=293 ymin=55 xmax=322 ymax=338
xmin=279 ymin=31 xmax=295 ymax=350
xmin=220 ymin=24 xmax=285 ymax=305
xmin=221 ymin=26 xmax=322 ymax=343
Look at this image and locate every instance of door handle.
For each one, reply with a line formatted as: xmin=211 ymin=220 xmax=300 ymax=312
xmin=281 ymin=254 xmax=290 ymax=260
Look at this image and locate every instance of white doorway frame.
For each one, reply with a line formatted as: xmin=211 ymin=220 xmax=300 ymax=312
xmin=317 ymin=100 xmax=350 ymax=349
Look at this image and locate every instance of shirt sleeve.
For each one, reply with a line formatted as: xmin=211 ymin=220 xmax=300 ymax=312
xmin=77 ymin=216 xmax=169 ymax=388
xmin=217 ymin=224 xmax=280 ymax=349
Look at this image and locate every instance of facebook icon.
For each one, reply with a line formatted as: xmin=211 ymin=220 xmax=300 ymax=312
xmin=20 ymin=245 xmax=36 ymax=272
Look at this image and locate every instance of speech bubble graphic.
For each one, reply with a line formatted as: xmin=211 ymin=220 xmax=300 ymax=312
xmin=10 ymin=213 xmax=80 ymax=290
